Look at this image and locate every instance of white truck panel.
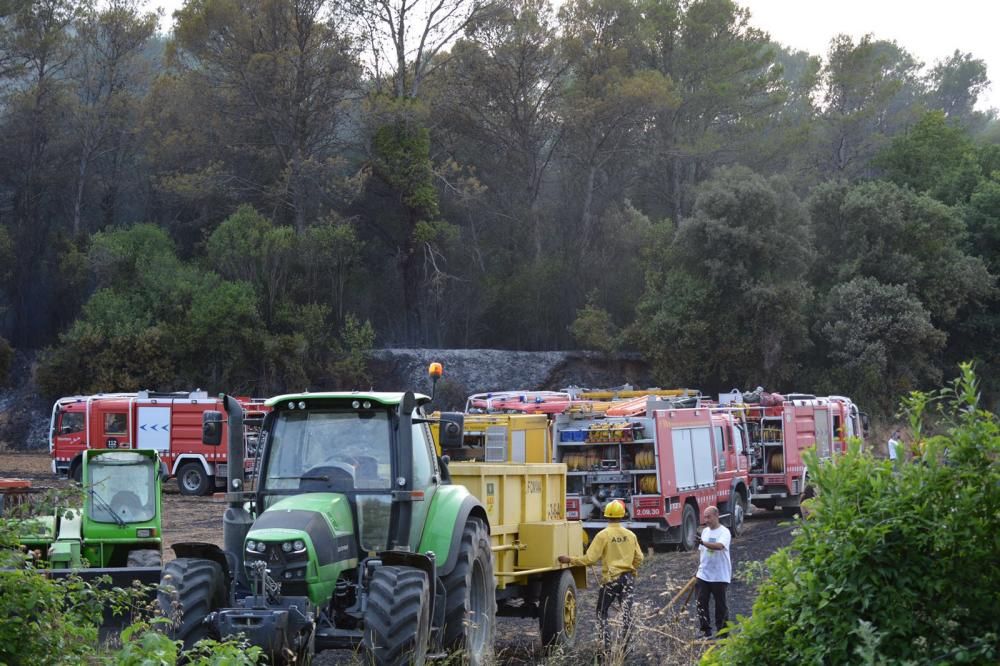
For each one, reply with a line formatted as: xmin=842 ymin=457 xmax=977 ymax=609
xmin=136 ymin=406 xmax=171 ymax=451
xmin=691 ymin=426 xmax=714 ymax=486
xmin=672 ymin=428 xmax=697 ymax=489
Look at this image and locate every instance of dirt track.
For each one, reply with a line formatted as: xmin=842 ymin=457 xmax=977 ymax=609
xmin=1 ymin=452 xmax=796 ymax=665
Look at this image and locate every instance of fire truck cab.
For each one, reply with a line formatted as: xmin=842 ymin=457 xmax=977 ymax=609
xmin=49 ymin=390 xmax=268 ymax=495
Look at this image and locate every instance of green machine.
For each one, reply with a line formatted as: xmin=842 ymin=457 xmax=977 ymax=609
xmin=158 ymin=388 xmax=495 ymax=665
xmin=18 ymin=448 xmax=163 ymax=570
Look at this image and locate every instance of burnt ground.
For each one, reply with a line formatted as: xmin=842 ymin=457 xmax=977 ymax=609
xmin=1 ymin=452 xmax=796 ymax=665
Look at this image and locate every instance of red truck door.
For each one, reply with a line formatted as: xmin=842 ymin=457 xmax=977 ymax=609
xmin=96 ymin=403 xmax=132 ymax=450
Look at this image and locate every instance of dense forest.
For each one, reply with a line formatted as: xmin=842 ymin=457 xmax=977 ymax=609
xmin=0 ymin=0 xmax=997 ymax=414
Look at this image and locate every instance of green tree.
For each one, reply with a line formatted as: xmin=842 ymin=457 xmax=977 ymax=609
xmin=814 ymin=277 xmax=946 ymax=413
xmin=705 ymin=365 xmax=1000 ymax=665
xmin=817 ymin=34 xmax=924 ymax=178
xmin=0 ymin=0 xmax=83 ymax=344
xmin=808 ymin=180 xmax=993 ymax=326
xmin=558 ymin=0 xmax=675 ymax=251
xmin=639 ymin=0 xmax=785 ymax=221
xmin=67 ymin=0 xmax=158 ymax=235
xmin=300 ymin=215 xmax=364 ymax=323
xmin=569 ymin=290 xmax=618 ymax=353
xmin=875 ymin=110 xmax=981 ymax=205
xmin=432 ymin=0 xmax=567 ymax=260
xmin=926 ymin=50 xmax=990 ymax=129
xmin=206 ymin=205 xmax=295 ymax=326
xmin=636 ymin=166 xmax=813 ymax=389
xmin=36 ymin=225 xmax=267 ymax=395
xmin=170 ymin=0 xmax=360 ymax=233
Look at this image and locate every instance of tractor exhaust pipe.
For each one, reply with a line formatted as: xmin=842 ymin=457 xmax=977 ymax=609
xmin=224 ymin=394 xmax=245 ymax=502
xmin=223 ymin=395 xmax=251 ymax=587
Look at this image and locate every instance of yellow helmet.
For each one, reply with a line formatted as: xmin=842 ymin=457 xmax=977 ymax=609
xmin=604 ymin=499 xmax=627 ymax=519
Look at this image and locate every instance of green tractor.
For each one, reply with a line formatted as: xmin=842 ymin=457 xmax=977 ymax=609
xmin=17 ymin=448 xmax=163 ymax=571
xmin=158 ymin=390 xmax=495 ymax=665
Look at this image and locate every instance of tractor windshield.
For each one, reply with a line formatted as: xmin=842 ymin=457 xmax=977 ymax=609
xmin=264 ymin=409 xmax=393 ymax=492
xmin=264 ymin=409 xmax=395 ymax=551
xmin=88 ymin=452 xmax=157 ymax=524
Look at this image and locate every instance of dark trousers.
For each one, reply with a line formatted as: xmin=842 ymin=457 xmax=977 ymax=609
xmin=596 ymin=572 xmax=635 ymax=650
xmin=696 ymin=578 xmax=728 ymax=636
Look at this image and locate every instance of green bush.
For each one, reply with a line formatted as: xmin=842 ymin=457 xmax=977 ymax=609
xmin=705 ymin=363 xmax=999 ymax=665
xmin=1 ymin=500 xmax=262 ymax=665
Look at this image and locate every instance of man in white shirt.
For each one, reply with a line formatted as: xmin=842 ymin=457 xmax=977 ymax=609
xmin=695 ymin=505 xmax=732 ymax=638
xmin=888 ymin=430 xmax=902 ymax=469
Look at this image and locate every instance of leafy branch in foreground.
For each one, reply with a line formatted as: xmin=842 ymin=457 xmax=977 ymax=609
xmin=704 ymin=362 xmax=999 ymax=665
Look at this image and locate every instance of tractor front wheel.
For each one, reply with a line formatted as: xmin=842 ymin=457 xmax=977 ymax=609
xmin=127 ymin=549 xmax=161 ymax=568
xmin=177 ymin=462 xmax=211 ymax=496
xmin=440 ymin=517 xmax=495 ymax=665
xmin=362 ymin=565 xmax=431 ymax=666
xmin=540 ymin=569 xmax=578 ymax=649
xmin=156 ymin=557 xmax=226 ymax=649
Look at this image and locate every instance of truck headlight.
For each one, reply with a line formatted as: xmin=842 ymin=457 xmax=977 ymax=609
xmin=293 ymin=540 xmax=305 ymax=552
xmin=256 ymin=541 xmax=266 ymax=553
xmin=282 ymin=541 xmax=293 ymax=553
xmin=246 ymin=540 xmax=256 ymax=551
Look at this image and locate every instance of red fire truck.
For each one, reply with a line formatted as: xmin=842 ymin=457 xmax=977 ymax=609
xmin=717 ymin=390 xmax=868 ymax=514
xmin=552 ymin=397 xmax=751 ymax=550
xmin=49 ymin=390 xmax=269 ymax=495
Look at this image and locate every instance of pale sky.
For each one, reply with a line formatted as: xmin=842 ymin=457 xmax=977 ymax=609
xmin=149 ymin=0 xmax=999 ymax=111
xmin=740 ymin=0 xmax=999 ymax=111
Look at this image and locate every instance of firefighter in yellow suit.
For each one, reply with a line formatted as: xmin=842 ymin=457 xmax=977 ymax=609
xmin=558 ymin=499 xmax=644 ymax=652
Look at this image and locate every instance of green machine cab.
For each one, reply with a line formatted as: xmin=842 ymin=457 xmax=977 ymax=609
xmin=158 ymin=388 xmax=496 ymax=665
xmin=18 ymin=448 xmax=163 ymax=570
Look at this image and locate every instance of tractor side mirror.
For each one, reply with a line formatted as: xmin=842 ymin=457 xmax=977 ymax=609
xmin=438 ymin=412 xmax=464 ymax=450
xmin=202 ymin=410 xmax=223 ymax=446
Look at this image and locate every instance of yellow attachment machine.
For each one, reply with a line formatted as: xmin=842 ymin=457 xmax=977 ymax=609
xmin=430 ymin=415 xmax=586 ymax=649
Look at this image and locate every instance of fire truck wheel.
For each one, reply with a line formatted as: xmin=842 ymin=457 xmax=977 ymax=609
xmin=679 ymin=504 xmax=698 ymax=551
xmin=70 ymin=461 xmax=82 ymax=484
xmin=178 ymin=462 xmax=212 ymax=496
xmin=727 ymin=490 xmax=746 ymax=537
xmin=540 ymin=569 xmax=578 ymax=648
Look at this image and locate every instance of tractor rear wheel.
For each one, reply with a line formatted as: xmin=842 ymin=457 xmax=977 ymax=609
xmin=362 ymin=565 xmax=431 ymax=666
xmin=177 ymin=462 xmax=211 ymax=496
xmin=678 ymin=504 xmax=698 ymax=551
xmin=156 ymin=557 xmax=226 ymax=649
xmin=127 ymin=549 xmax=161 ymax=568
xmin=540 ymin=569 xmax=578 ymax=649
xmin=440 ymin=517 xmax=495 ymax=665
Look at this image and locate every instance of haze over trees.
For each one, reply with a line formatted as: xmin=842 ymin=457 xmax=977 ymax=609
xmin=0 ymin=0 xmax=997 ymax=414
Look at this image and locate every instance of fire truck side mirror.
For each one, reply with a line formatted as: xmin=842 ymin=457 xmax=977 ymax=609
xmin=860 ymin=412 xmax=871 ymax=438
xmin=202 ymin=410 xmax=223 ymax=446
xmin=438 ymin=412 xmax=465 ymax=450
